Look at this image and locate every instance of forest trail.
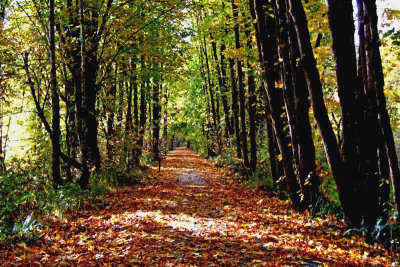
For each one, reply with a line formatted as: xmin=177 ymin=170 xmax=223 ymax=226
xmin=0 ymin=148 xmax=395 ymax=266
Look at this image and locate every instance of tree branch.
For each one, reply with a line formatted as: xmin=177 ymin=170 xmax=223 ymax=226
xmin=23 ymin=52 xmax=82 ymax=170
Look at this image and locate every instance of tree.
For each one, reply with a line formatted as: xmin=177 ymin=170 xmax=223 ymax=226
xmin=232 ymin=0 xmax=249 ymax=167
xmin=253 ymin=0 xmax=302 ymax=209
xmin=49 ymin=0 xmax=62 ymax=187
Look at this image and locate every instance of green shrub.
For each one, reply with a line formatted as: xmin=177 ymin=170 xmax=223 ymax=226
xmin=0 ymin=169 xmax=106 ymax=244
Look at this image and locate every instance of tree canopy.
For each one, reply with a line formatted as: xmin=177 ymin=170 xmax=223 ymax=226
xmin=1 ymin=0 xmax=400 ymax=263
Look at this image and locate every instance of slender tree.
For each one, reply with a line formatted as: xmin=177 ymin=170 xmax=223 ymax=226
xmin=232 ymin=0 xmax=249 ymax=167
xmin=49 ymin=0 xmax=62 ymax=187
xmin=253 ymin=0 xmax=302 ymax=209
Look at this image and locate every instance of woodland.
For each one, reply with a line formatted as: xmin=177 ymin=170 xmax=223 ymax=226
xmin=1 ymin=0 xmax=400 ymax=265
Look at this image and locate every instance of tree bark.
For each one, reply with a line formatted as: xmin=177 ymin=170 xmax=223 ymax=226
xmin=282 ymin=0 xmax=321 ymax=206
xmin=137 ymin=54 xmax=147 ymax=163
xmin=49 ymin=0 xmax=62 ymax=188
xmin=203 ymin=37 xmax=221 ymax=150
xmin=265 ymin=98 xmax=279 ymax=186
xmin=152 ymin=63 xmax=161 ymax=161
xmin=358 ymin=0 xmax=400 ymax=219
xmin=287 ymin=0 xmax=358 ymax=223
xmin=211 ymin=35 xmax=231 ymax=142
xmin=163 ymin=86 xmax=168 ymax=153
xmin=243 ymin=14 xmax=258 ymax=170
xmin=232 ymin=0 xmax=249 ymax=167
xmin=253 ymin=0 xmax=302 ymax=209
xmin=229 ymin=58 xmax=242 ymax=159
xmin=219 ymin=42 xmax=233 ymax=136
xmin=78 ymin=0 xmax=113 ymax=188
xmin=106 ymin=64 xmax=117 ymax=163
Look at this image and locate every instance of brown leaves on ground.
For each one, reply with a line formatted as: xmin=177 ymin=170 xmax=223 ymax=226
xmin=0 ymin=148 xmax=397 ymax=266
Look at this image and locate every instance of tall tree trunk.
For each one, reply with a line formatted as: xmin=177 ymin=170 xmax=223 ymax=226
xmin=198 ymin=41 xmax=215 ymax=157
xmin=275 ymin=1 xmax=299 ymax=169
xmin=203 ymin=37 xmax=221 ymax=150
xmin=163 ymin=86 xmax=168 ymax=153
xmin=152 ymin=63 xmax=161 ymax=161
xmin=211 ymin=35 xmax=230 ymax=143
xmin=131 ymin=59 xmax=139 ymax=166
xmin=265 ymin=98 xmax=279 ymax=186
xmin=64 ymin=0 xmax=80 ymax=172
xmin=281 ymin=0 xmax=319 ymax=207
xmin=358 ymin=0 xmax=400 ymax=219
xmin=219 ymin=43 xmax=233 ymax=137
xmin=125 ymin=62 xmax=134 ymax=170
xmin=327 ymin=0 xmax=373 ymax=224
xmin=64 ymin=76 xmax=75 ymax=183
xmin=116 ymin=72 xmax=125 ymax=131
xmin=287 ymin=0 xmax=359 ymax=224
xmin=50 ymin=0 xmax=62 ymax=187
xmin=253 ymin=0 xmax=302 ymax=209
xmin=229 ymin=58 xmax=242 ymax=159
xmin=232 ymin=0 xmax=249 ymax=167
xmin=243 ymin=15 xmax=258 ymax=170
xmin=133 ymin=61 xmax=139 ymax=132
xmin=126 ymin=63 xmax=134 ymax=132
xmin=137 ymin=54 xmax=147 ymax=163
xmin=106 ymin=64 xmax=117 ymax=163
xmin=79 ymin=0 xmax=101 ymax=188
xmin=378 ymin=126 xmax=390 ymax=220
xmin=78 ymin=0 xmax=113 ymax=188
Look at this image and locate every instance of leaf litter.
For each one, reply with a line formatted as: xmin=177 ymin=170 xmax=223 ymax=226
xmin=0 ymin=148 xmax=398 ymax=266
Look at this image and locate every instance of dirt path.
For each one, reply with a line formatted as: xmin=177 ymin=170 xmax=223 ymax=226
xmin=0 ymin=148 xmax=395 ymax=265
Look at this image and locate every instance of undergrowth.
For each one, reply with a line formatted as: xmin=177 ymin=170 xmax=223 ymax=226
xmin=0 ymin=164 xmax=147 ymax=246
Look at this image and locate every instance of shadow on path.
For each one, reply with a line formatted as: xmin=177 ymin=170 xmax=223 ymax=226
xmin=0 ymin=147 xmax=393 ymax=266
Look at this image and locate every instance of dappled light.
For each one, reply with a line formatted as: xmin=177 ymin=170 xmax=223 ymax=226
xmin=0 ymin=0 xmax=400 ymax=265
xmin=1 ymin=148 xmax=395 ymax=265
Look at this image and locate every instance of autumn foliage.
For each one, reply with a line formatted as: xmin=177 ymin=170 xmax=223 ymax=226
xmin=0 ymin=149 xmax=397 ymax=265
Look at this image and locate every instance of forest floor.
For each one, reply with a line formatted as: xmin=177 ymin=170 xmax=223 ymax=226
xmin=0 ymin=148 xmax=398 ymax=266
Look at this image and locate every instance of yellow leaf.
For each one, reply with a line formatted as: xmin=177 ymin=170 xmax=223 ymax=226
xmin=16 ymin=242 xmax=26 ymax=248
xmin=275 ymin=80 xmax=284 ymax=88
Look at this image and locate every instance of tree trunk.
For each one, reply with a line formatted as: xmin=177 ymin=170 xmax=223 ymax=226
xmin=198 ymin=40 xmax=215 ymax=157
xmin=203 ymin=37 xmax=221 ymax=150
xmin=211 ymin=35 xmax=231 ymax=143
xmin=78 ymin=0 xmax=103 ymax=188
xmin=265 ymin=98 xmax=279 ymax=186
xmin=133 ymin=61 xmax=139 ymax=131
xmin=282 ymin=0 xmax=319 ymax=207
xmin=65 ymin=0 xmax=80 ymax=169
xmin=358 ymin=0 xmax=400 ymax=220
xmin=229 ymin=58 xmax=242 ymax=159
xmin=137 ymin=54 xmax=147 ymax=163
xmin=275 ymin=1 xmax=299 ymax=169
xmin=50 ymin=0 xmax=62 ymax=188
xmin=106 ymin=64 xmax=117 ymax=163
xmin=253 ymin=0 xmax=302 ymax=209
xmin=0 ymin=103 xmax=4 ymax=173
xmin=243 ymin=14 xmax=258 ymax=171
xmin=126 ymin=63 xmax=134 ymax=132
xmin=125 ymin=63 xmax=134 ymax=170
xmin=220 ymin=42 xmax=233 ymax=136
xmin=163 ymin=86 xmax=168 ymax=153
xmin=152 ymin=63 xmax=161 ymax=161
xmin=64 ymin=75 xmax=75 ymax=183
xmin=287 ymin=0 xmax=358 ymax=224
xmin=232 ymin=0 xmax=249 ymax=167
